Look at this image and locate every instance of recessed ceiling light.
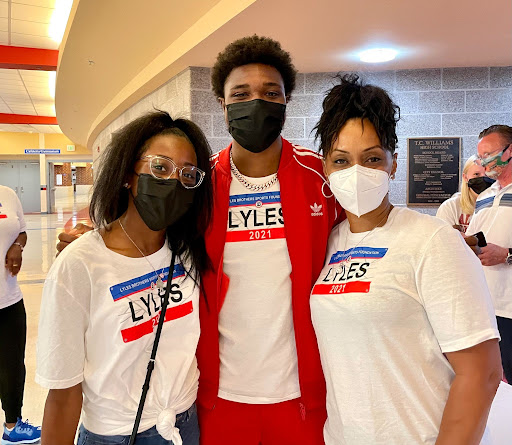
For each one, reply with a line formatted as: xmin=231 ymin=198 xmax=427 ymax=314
xmin=359 ymin=48 xmax=398 ymax=63
xmin=49 ymin=0 xmax=73 ymax=43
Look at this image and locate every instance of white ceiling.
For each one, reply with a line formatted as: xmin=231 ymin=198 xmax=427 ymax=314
xmin=0 ymin=68 xmax=55 ymax=114
xmin=0 ymin=0 xmax=63 ymax=133
xmin=0 ymin=0 xmax=58 ymax=49
xmin=57 ymin=0 xmax=512 ymax=148
xmin=0 ymin=123 xmax=61 ymax=132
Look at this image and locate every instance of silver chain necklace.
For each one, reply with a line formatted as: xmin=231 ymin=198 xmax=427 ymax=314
xmin=336 ymin=209 xmax=391 ymax=273
xmin=229 ymin=149 xmax=278 ymax=192
xmin=118 ymin=219 xmax=166 ymax=291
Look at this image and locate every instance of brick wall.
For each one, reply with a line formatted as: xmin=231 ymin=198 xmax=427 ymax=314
xmin=76 ymin=163 xmax=93 ymax=185
xmin=54 ymin=163 xmax=72 ymax=186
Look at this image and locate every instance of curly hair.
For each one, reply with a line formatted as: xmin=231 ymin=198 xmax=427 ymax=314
xmin=211 ymin=35 xmax=297 ymax=99
xmin=89 ymin=111 xmax=213 ymax=278
xmin=314 ymin=74 xmax=400 ymax=156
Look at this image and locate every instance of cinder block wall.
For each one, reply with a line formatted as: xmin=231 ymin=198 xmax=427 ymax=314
xmin=189 ymin=66 xmax=512 ymax=213
xmin=93 ymin=66 xmax=512 ymax=213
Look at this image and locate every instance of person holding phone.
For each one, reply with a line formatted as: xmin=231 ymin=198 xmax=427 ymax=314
xmin=467 ymin=124 xmax=512 ymax=384
xmin=37 ymin=112 xmax=213 ymax=445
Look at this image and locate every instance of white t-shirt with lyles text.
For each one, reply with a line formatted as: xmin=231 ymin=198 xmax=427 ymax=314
xmin=218 ymin=173 xmax=301 ymax=404
xmin=36 ymin=230 xmax=200 ymax=435
xmin=311 ymin=207 xmax=499 ymax=445
xmin=436 ymin=192 xmax=472 ymax=233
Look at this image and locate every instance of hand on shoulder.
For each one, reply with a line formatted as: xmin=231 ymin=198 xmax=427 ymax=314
xmin=56 ymin=223 xmax=93 ymax=256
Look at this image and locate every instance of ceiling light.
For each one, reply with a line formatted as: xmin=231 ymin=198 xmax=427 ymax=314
xmin=359 ymin=48 xmax=398 ymax=63
xmin=49 ymin=0 xmax=73 ymax=43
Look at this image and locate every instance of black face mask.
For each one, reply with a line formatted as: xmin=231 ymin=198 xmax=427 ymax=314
xmin=133 ymin=174 xmax=195 ymax=231
xmin=227 ymin=99 xmax=286 ymax=153
xmin=467 ymin=176 xmax=495 ymax=195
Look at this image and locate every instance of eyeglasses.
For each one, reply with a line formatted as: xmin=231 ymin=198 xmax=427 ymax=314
xmin=139 ymin=155 xmax=205 ymax=189
xmin=476 ymin=144 xmax=511 ymax=167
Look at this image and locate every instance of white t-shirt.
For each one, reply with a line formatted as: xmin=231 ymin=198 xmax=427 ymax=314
xmin=36 ymin=230 xmax=200 ymax=435
xmin=436 ymin=192 xmax=472 ymax=233
xmin=0 ymin=185 xmax=26 ymax=310
xmin=467 ymin=181 xmax=512 ymax=319
xmin=218 ymin=174 xmax=300 ymax=404
xmin=311 ymin=207 xmax=499 ymax=445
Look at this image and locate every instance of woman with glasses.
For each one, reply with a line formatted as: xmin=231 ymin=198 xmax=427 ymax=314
xmin=36 ymin=111 xmax=213 ymax=445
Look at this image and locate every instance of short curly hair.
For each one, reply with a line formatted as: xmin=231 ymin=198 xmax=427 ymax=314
xmin=211 ymin=35 xmax=297 ymax=99
xmin=314 ymin=74 xmax=400 ymax=156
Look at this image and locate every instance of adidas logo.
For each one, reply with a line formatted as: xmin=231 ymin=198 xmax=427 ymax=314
xmin=310 ymin=203 xmax=323 ymax=216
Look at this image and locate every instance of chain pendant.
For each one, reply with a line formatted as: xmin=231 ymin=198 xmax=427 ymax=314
xmin=230 ymin=149 xmax=278 ymax=191
xmin=156 ymin=276 xmax=165 ymax=291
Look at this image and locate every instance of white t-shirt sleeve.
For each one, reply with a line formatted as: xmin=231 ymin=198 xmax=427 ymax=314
xmin=36 ymin=256 xmax=90 ymax=389
xmin=435 ymin=198 xmax=457 ymax=226
xmin=415 ymin=226 xmax=499 ymax=353
xmin=466 ymin=212 xmax=479 ymax=236
xmin=14 ymin=193 xmax=26 ymax=233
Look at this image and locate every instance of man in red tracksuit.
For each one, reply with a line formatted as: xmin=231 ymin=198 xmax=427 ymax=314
xmin=196 ymin=35 xmax=340 ymax=445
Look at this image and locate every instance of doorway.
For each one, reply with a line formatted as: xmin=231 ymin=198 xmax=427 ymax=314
xmin=0 ymin=161 xmax=41 ymax=213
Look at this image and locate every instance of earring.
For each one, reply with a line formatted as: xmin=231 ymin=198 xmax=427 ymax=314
xmin=391 ymin=174 xmax=396 ymax=180
xmin=123 ymin=183 xmax=129 ymax=188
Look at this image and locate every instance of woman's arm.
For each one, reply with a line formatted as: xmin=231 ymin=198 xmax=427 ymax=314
xmin=436 ymin=339 xmax=502 ymax=445
xmin=41 ymin=383 xmax=83 ymax=445
xmin=5 ymin=231 xmax=27 ymax=276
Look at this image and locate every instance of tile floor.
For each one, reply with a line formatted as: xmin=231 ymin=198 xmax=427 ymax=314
xmin=1 ymin=192 xmax=512 ymax=443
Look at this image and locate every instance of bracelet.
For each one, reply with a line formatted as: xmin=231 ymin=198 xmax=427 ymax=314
xmin=12 ymin=242 xmax=24 ymax=252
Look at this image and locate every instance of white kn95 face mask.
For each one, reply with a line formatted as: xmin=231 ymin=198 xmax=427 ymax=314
xmin=329 ymin=164 xmax=390 ymax=217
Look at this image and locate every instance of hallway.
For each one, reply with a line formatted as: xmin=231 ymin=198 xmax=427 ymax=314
xmin=0 ymin=194 xmax=91 ymax=430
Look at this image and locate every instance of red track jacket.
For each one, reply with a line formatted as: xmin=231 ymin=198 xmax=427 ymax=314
xmin=196 ymin=138 xmax=340 ymax=414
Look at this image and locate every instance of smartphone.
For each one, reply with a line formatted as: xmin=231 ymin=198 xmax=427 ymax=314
xmin=472 ymin=231 xmax=487 ymax=247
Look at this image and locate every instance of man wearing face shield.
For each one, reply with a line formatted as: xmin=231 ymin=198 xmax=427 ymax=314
xmin=195 ymin=36 xmax=339 ymax=445
xmin=466 ymin=124 xmax=512 ymax=383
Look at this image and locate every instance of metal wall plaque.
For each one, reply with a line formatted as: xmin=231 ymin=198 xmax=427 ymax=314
xmin=407 ymin=137 xmax=461 ymax=206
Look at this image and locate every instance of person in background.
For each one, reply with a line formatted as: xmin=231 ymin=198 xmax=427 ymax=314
xmin=37 ymin=112 xmax=213 ymax=445
xmin=311 ymin=74 xmax=502 ymax=445
xmin=467 ymin=124 xmax=512 ymax=384
xmin=436 ymin=155 xmax=491 ymax=233
xmin=0 ymin=185 xmax=40 ymax=445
